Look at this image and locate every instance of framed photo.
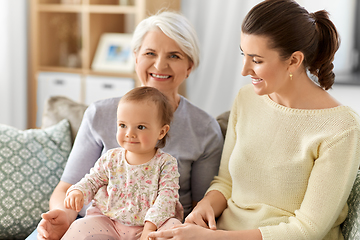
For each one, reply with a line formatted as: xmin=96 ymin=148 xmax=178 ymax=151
xmin=92 ymin=33 xmax=135 ymax=73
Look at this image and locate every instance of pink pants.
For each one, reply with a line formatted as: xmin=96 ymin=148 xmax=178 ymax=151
xmin=61 ymin=207 xmax=182 ymax=240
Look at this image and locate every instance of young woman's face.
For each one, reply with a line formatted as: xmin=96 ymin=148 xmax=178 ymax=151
xmin=134 ymin=30 xmax=193 ymax=95
xmin=240 ymin=32 xmax=291 ymax=96
xmin=116 ymin=100 xmax=168 ymax=156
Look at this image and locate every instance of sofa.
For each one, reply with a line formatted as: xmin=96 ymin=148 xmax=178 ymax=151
xmin=0 ymin=96 xmax=359 ymax=239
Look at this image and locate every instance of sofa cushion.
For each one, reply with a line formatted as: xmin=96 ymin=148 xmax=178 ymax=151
xmin=0 ymin=119 xmax=72 ymax=239
xmin=41 ymin=96 xmax=88 ymax=144
xmin=342 ymin=170 xmax=360 ymax=240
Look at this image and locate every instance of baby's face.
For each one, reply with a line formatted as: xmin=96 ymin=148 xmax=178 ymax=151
xmin=116 ymin=100 xmax=167 ymax=155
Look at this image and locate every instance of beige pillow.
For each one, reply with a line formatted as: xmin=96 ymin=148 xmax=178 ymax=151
xmin=41 ymin=96 xmax=88 ymax=144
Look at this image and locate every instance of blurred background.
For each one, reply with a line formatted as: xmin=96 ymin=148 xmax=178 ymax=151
xmin=0 ymin=0 xmax=359 ymax=130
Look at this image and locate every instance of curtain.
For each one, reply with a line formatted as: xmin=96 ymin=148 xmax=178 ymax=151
xmin=181 ymin=0 xmax=355 ymax=117
xmin=0 ymin=1 xmax=27 ymax=129
xmin=181 ymin=0 xmax=262 ymax=118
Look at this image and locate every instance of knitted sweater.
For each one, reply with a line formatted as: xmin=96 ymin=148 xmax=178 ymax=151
xmin=208 ymin=84 xmax=360 ymax=240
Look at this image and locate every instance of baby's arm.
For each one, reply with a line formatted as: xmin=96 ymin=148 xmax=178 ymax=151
xmin=64 ymin=189 xmax=84 ymax=212
xmin=141 ymin=221 xmax=157 ymax=240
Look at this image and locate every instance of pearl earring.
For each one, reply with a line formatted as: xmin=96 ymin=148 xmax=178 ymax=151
xmin=289 ymin=73 xmax=293 ymax=81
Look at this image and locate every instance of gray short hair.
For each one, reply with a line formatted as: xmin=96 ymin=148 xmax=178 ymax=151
xmin=131 ymin=11 xmax=200 ymax=69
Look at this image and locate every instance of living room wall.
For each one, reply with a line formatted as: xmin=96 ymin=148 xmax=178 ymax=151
xmin=0 ymin=0 xmax=27 ymax=129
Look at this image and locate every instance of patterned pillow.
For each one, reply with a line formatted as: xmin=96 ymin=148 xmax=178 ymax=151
xmin=0 ymin=119 xmax=71 ymax=239
xmin=342 ymin=170 xmax=360 ymax=240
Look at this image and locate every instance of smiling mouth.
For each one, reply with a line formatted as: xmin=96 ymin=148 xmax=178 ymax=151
xmin=251 ymin=77 xmax=263 ymax=84
xmin=151 ymin=73 xmax=171 ymax=79
xmin=124 ymin=140 xmax=139 ymax=144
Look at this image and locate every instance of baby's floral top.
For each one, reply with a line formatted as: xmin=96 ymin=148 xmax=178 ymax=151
xmin=67 ymin=147 xmax=183 ymax=227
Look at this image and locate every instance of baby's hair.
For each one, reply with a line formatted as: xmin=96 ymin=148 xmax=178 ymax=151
xmin=119 ymin=86 xmax=173 ymax=148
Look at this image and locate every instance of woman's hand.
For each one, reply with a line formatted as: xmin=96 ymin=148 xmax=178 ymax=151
xmin=63 ymin=189 xmax=84 ymax=212
xmin=37 ymin=209 xmax=71 ymax=240
xmin=147 ymin=223 xmax=216 ymax=240
xmin=185 ymin=198 xmax=217 ymax=230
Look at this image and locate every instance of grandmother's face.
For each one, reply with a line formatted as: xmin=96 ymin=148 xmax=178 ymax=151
xmin=134 ymin=30 xmax=193 ymax=94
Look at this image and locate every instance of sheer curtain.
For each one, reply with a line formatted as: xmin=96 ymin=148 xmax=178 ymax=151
xmin=181 ymin=0 xmax=356 ymax=118
xmin=0 ymin=0 xmax=27 ymax=129
xmin=181 ymin=0 xmax=262 ymax=118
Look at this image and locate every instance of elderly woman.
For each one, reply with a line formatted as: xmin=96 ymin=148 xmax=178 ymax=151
xmin=34 ymin=11 xmax=223 ymax=240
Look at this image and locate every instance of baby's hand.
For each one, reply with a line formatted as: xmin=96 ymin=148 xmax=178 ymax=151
xmin=64 ymin=189 xmax=84 ymax=212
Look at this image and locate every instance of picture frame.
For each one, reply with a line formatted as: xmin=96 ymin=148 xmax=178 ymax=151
xmin=91 ymin=33 xmax=135 ymax=73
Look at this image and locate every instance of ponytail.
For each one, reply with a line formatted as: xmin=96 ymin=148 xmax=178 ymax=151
xmin=308 ymin=11 xmax=340 ymax=90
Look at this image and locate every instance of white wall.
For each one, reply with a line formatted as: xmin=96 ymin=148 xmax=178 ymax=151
xmin=0 ymin=1 xmax=27 ymax=129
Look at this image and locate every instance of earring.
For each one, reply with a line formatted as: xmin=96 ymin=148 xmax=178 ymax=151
xmin=289 ymin=73 xmax=293 ymax=81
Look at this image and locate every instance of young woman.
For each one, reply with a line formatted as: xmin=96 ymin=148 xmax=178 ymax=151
xmin=149 ymin=1 xmax=360 ymax=239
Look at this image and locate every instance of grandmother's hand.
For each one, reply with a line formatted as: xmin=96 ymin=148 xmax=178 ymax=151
xmin=37 ymin=209 xmax=70 ymax=240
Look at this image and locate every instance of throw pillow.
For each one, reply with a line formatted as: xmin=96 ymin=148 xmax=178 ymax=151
xmin=0 ymin=119 xmax=72 ymax=239
xmin=41 ymin=96 xmax=88 ymax=144
xmin=341 ymin=170 xmax=360 ymax=240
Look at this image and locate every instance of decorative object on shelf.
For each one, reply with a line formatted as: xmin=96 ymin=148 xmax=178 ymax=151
xmin=119 ymin=0 xmax=129 ymax=5
xmin=92 ymin=33 xmax=135 ymax=73
xmin=50 ymin=14 xmax=81 ymax=68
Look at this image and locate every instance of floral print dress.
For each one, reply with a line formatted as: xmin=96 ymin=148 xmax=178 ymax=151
xmin=67 ymin=147 xmax=183 ymax=228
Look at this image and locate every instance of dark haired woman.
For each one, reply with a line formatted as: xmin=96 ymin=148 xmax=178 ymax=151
xmin=149 ymin=0 xmax=360 ymax=239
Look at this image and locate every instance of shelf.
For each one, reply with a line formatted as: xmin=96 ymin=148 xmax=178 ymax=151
xmin=28 ymin=0 xmax=181 ymax=128
xmin=38 ymin=4 xmax=83 ymax=12
xmin=37 ymin=4 xmax=137 ymax=14
xmin=39 ymin=67 xmax=138 ymax=83
xmin=39 ymin=66 xmax=84 ymax=74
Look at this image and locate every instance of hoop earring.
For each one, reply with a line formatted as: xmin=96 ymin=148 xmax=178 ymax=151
xmin=289 ymin=73 xmax=293 ymax=81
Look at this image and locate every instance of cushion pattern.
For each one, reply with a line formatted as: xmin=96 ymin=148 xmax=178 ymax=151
xmin=0 ymin=119 xmax=71 ymax=239
xmin=342 ymin=170 xmax=360 ymax=240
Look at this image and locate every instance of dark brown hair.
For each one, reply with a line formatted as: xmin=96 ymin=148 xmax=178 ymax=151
xmin=242 ymin=0 xmax=340 ymax=90
xmin=119 ymin=86 xmax=173 ymax=148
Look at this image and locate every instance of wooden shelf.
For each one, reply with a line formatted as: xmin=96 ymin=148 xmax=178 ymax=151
xmin=37 ymin=4 xmax=137 ymax=13
xmin=28 ymin=0 xmax=181 ymax=128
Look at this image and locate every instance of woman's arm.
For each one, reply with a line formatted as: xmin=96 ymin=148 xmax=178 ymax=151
xmin=49 ymin=181 xmax=79 ymax=220
xmin=37 ymin=181 xmax=78 ymax=240
xmin=190 ymin=120 xmax=224 ymax=203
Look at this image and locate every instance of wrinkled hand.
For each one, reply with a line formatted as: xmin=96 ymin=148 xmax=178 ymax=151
xmin=64 ymin=189 xmax=84 ymax=212
xmin=37 ymin=209 xmax=70 ymax=240
xmin=185 ymin=199 xmax=217 ymax=230
xmin=147 ymin=223 xmax=215 ymax=240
